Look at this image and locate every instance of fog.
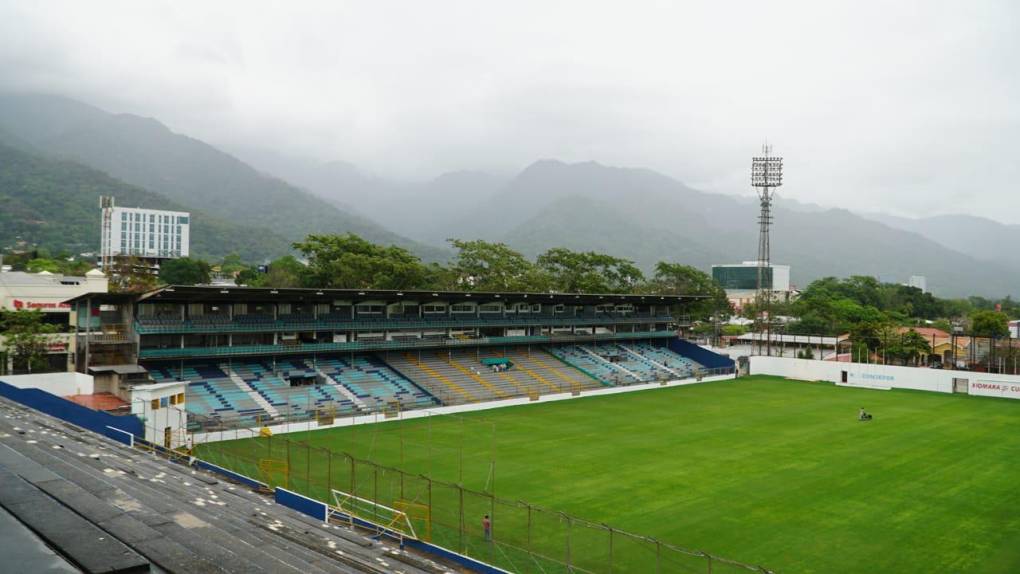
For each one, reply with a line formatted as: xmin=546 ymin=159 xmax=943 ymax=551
xmin=1 ymin=0 xmax=1018 ymax=221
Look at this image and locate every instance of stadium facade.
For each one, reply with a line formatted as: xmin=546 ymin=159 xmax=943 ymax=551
xmin=66 ymin=285 xmax=732 ymax=431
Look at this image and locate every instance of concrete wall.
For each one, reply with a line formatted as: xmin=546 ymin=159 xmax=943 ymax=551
xmin=0 ymin=371 xmax=94 ymax=396
xmin=751 ymin=356 xmax=1020 ymax=398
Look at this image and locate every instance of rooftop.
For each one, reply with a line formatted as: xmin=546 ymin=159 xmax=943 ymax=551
xmin=67 ymin=284 xmax=706 ymax=306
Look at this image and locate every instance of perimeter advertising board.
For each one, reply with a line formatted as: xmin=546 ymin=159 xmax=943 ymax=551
xmin=969 ymin=380 xmax=1020 ymax=400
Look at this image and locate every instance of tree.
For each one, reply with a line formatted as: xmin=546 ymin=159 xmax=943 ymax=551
xmin=160 ymin=257 xmax=212 ymax=285
xmin=970 ymin=310 xmax=1008 ymax=338
xmin=446 ymin=239 xmax=550 ymax=292
xmin=26 ymin=258 xmax=62 ymax=273
xmin=0 ymin=310 xmax=59 ymax=374
xmin=108 ymin=257 xmax=160 ymax=293
xmin=641 ymin=262 xmax=730 ymax=320
xmin=237 ymin=255 xmax=306 ymax=288
xmin=899 ymin=329 xmax=933 ymax=366
xmin=294 ymin=233 xmax=434 ymax=290
xmin=218 ymin=253 xmax=248 ymax=276
xmin=536 ymin=248 xmax=643 ymax=293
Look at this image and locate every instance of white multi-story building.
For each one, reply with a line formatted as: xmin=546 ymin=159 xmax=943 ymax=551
xmin=101 ymin=206 xmax=190 ymax=262
xmin=908 ymin=275 xmax=927 ymax=293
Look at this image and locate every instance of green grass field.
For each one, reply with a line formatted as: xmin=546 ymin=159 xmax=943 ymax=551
xmin=196 ymin=376 xmax=1020 ymax=573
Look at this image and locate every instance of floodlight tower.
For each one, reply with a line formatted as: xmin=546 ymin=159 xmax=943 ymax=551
xmin=751 ymin=144 xmax=783 ymax=356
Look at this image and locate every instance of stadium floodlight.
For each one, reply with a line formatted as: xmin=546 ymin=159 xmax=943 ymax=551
xmin=750 ymin=144 xmax=783 ymax=356
xmin=751 ymin=156 xmax=784 ymax=188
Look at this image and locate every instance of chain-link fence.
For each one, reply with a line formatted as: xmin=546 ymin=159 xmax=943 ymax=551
xmin=192 ymin=430 xmax=773 ymax=574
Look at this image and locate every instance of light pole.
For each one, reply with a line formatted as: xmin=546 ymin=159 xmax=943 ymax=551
xmin=751 ymin=145 xmax=783 ymax=356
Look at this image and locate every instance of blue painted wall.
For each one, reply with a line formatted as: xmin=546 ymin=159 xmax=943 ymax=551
xmin=668 ymin=338 xmax=735 ymax=370
xmin=0 ymin=379 xmax=143 ymax=437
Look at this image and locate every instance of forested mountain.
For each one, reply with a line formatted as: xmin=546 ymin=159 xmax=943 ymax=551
xmin=861 ymin=213 xmax=1020 ymax=271
xmin=0 ymin=94 xmax=449 ymax=262
xmin=487 ymin=161 xmax=1020 ymax=298
xmin=228 ymin=144 xmax=507 ymax=244
xmin=0 ymin=142 xmax=291 ymax=260
xmin=3 ymin=93 xmax=1014 ymax=297
xmin=232 ymin=148 xmax=1020 ymax=298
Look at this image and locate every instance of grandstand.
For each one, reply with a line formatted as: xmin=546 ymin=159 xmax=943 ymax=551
xmin=68 ymin=286 xmax=729 ymax=429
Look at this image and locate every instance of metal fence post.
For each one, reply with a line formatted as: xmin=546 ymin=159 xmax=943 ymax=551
xmin=565 ymin=514 xmax=572 ymax=571
xmin=527 ymin=503 xmax=532 ymax=554
xmin=608 ymin=526 xmax=614 ymax=574
xmin=350 ymin=455 xmax=355 ymax=496
xmin=459 ymin=485 xmax=465 ymax=553
xmin=427 ymin=477 xmax=433 ymax=540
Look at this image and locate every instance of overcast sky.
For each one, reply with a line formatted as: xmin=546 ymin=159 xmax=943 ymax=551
xmin=1 ymin=1 xmax=1018 ymax=222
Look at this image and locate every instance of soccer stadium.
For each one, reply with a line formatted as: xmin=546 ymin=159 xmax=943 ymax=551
xmin=0 ymin=284 xmax=990 ymax=573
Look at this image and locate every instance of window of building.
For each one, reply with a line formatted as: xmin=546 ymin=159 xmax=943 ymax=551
xmin=356 ymin=304 xmax=384 ymax=314
xmin=479 ymin=303 xmax=502 ymax=313
xmin=179 ymin=216 xmax=189 ymax=224
xmin=422 ymin=304 xmax=446 ymax=314
xmin=151 ymin=398 xmax=160 ymax=411
xmin=450 ymin=303 xmax=474 ymax=313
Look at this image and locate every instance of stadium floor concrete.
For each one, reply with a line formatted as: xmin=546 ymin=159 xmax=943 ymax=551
xmin=0 ymin=396 xmax=460 ymax=574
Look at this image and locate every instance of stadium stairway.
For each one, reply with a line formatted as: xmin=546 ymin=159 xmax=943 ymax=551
xmin=384 ymin=353 xmax=479 ymax=405
xmin=547 ymin=346 xmax=635 ymax=386
xmin=221 ymin=365 xmax=281 ymax=418
xmin=624 ymin=342 xmax=702 ymax=378
xmin=517 ymin=348 xmax=605 ymax=391
xmin=315 ymin=356 xmax=436 ymax=411
xmin=0 ymin=396 xmax=447 ymax=574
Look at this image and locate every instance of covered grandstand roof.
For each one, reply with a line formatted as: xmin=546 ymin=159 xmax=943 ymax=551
xmin=67 ymin=285 xmax=706 ymax=305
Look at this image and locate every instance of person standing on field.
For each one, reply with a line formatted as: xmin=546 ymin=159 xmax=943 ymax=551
xmin=482 ymin=514 xmax=492 ymax=541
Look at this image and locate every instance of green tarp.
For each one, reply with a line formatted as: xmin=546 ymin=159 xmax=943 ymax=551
xmin=480 ymin=358 xmax=512 ymax=366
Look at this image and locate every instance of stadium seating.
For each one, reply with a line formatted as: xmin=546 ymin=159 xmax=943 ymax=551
xmin=381 ymin=349 xmax=603 ymax=405
xmin=143 ymin=341 xmax=704 ymax=426
xmin=384 ymin=351 xmax=510 ymax=405
xmin=623 ymin=342 xmax=703 ymax=378
xmin=498 ymin=348 xmax=605 ymax=392
xmin=547 ymin=346 xmax=635 ymax=386
xmin=316 ymin=356 xmax=435 ymax=410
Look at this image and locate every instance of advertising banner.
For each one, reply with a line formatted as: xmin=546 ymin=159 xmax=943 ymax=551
xmin=969 ymin=380 xmax=1020 ymax=400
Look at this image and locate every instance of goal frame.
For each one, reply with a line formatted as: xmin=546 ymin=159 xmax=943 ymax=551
xmin=330 ymin=488 xmax=418 ymax=541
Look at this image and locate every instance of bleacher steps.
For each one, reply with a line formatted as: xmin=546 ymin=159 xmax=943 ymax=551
xmin=316 ymin=368 xmax=369 ymax=411
xmin=445 ymin=357 xmax=509 ymax=399
xmin=224 ymin=368 xmax=280 ymax=418
xmin=578 ymin=346 xmax=642 ymax=382
xmin=525 ymin=351 xmax=588 ymax=390
xmin=617 ymin=344 xmax=682 ymax=379
xmin=403 ymin=354 xmax=476 ymax=402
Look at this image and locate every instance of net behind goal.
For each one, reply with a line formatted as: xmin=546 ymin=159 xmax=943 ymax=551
xmin=330 ymin=489 xmax=419 ymax=540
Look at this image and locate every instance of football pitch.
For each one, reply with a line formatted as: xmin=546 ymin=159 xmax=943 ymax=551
xmin=195 ymin=376 xmax=1020 ymax=573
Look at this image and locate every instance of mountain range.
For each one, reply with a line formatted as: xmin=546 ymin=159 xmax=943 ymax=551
xmin=0 ymin=93 xmax=1016 ymax=298
xmin=0 ymin=94 xmax=447 ymax=262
